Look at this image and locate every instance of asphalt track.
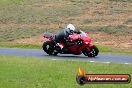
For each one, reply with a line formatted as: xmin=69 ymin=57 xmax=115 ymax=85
xmin=0 ymin=48 xmax=132 ymax=64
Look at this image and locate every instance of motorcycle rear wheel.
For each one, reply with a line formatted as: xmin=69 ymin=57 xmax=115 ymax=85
xmin=43 ymin=41 xmax=58 ymax=55
xmin=82 ymin=45 xmax=99 ymax=57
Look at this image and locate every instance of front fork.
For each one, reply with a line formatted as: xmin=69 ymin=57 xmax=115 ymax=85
xmin=85 ymin=43 xmax=94 ymax=52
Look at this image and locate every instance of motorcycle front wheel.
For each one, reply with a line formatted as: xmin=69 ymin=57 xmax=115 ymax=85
xmin=42 ymin=41 xmax=58 ymax=56
xmin=82 ymin=45 xmax=99 ymax=57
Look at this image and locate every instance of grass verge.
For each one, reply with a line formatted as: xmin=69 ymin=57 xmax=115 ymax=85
xmin=80 ymin=25 xmax=132 ymax=35
xmin=0 ymin=42 xmax=41 ymax=49
xmin=0 ymin=55 xmax=132 ymax=88
xmin=97 ymin=45 xmax=132 ymax=55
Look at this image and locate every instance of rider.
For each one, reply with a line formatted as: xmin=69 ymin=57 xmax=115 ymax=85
xmin=54 ymin=24 xmax=80 ymax=52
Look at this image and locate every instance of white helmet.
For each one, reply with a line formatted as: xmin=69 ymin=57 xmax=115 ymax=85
xmin=66 ymin=24 xmax=75 ymax=31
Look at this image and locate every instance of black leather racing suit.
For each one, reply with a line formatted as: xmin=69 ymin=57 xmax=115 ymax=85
xmin=55 ymin=28 xmax=80 ymax=47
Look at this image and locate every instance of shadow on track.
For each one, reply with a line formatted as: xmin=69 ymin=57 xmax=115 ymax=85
xmin=42 ymin=54 xmax=99 ymax=60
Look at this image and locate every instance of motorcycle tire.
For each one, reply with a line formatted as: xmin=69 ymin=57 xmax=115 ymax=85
xmin=42 ymin=41 xmax=58 ymax=56
xmin=82 ymin=45 xmax=99 ymax=57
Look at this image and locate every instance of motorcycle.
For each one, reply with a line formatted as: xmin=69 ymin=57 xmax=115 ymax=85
xmin=42 ymin=30 xmax=99 ymax=57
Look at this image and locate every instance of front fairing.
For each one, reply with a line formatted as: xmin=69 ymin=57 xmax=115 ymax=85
xmin=67 ymin=31 xmax=93 ymax=54
xmin=68 ymin=31 xmax=91 ymax=43
xmin=81 ymin=33 xmax=91 ymax=44
xmin=69 ymin=34 xmax=80 ymax=41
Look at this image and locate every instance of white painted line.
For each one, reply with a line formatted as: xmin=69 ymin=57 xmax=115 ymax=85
xmin=124 ymin=63 xmax=131 ymax=65
xmin=102 ymin=62 xmax=110 ymax=64
xmin=51 ymin=59 xmax=132 ymax=65
xmin=51 ymin=59 xmax=57 ymax=60
xmin=89 ymin=61 xmax=95 ymax=63
xmin=69 ymin=60 xmax=78 ymax=61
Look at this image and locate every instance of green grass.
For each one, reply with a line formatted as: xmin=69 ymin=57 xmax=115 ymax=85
xmin=0 ymin=0 xmax=131 ymax=24
xmin=0 ymin=0 xmax=85 ymax=24
xmin=0 ymin=55 xmax=131 ymax=88
xmin=125 ymin=18 xmax=132 ymax=24
xmin=0 ymin=42 xmax=41 ymax=49
xmin=82 ymin=18 xmax=116 ymax=24
xmin=80 ymin=25 xmax=132 ymax=35
xmin=0 ymin=0 xmax=25 ymax=7
xmin=109 ymin=0 xmax=132 ymax=3
xmin=0 ymin=27 xmax=57 ymax=42
xmin=97 ymin=45 xmax=132 ymax=55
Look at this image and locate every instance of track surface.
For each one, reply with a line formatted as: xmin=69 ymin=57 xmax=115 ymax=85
xmin=0 ymin=48 xmax=132 ymax=64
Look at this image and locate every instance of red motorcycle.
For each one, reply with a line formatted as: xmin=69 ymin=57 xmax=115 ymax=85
xmin=42 ymin=30 xmax=99 ymax=57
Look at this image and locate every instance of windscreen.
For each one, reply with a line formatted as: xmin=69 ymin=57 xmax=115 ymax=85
xmin=44 ymin=33 xmax=54 ymax=38
xmin=80 ymin=31 xmax=87 ymax=38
